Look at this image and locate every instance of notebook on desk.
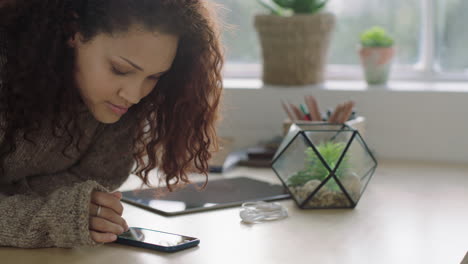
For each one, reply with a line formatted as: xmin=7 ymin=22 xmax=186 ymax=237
xmin=121 ymin=177 xmax=290 ymax=216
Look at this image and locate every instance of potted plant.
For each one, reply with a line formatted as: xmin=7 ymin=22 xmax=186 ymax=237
xmin=272 ymin=123 xmax=378 ymax=209
xmin=359 ymin=26 xmax=395 ymax=85
xmin=254 ymin=0 xmax=335 ymax=85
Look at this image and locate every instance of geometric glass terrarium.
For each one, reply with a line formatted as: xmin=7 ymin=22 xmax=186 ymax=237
xmin=272 ymin=123 xmax=378 ymax=209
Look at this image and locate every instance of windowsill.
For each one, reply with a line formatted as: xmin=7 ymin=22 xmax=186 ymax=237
xmin=223 ymin=78 xmax=468 ymax=93
xmin=219 ymin=77 xmax=468 ymax=163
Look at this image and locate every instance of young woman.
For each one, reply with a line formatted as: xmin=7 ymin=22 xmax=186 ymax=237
xmin=0 ymin=0 xmax=223 ymax=248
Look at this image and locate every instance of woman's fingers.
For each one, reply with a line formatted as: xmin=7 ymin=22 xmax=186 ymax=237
xmin=90 ymin=203 xmax=128 ymax=230
xmin=111 ymin=191 xmax=123 ymax=199
xmin=90 ymin=230 xmax=117 ymax=243
xmin=91 ymin=191 xmax=124 ymax=215
xmin=90 ymin=216 xmax=125 ymax=235
xmin=89 ymin=191 xmax=129 ymax=244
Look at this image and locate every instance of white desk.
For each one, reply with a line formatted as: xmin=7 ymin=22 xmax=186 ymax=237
xmin=1 ymin=160 xmax=468 ymax=264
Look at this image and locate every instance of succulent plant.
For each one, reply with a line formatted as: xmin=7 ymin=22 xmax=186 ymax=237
xmin=287 ymin=141 xmax=349 ymax=191
xmin=360 ymin=26 xmax=394 ymax=47
xmin=257 ymin=0 xmax=328 ymax=16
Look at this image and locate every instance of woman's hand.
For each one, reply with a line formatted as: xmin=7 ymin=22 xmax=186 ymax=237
xmin=89 ymin=191 xmax=130 ymax=243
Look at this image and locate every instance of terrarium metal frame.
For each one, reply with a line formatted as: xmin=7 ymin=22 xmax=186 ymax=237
xmin=271 ymin=123 xmax=378 ymax=209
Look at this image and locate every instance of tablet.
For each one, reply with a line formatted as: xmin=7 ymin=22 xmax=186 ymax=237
xmin=121 ymin=177 xmax=290 ymax=216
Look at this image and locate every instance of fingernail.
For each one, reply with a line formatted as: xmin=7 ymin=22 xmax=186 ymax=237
xmin=112 ymin=191 xmax=121 ymax=196
xmin=110 ymin=234 xmax=117 ymax=241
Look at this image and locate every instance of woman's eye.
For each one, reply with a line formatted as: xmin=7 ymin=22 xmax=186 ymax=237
xmin=111 ymin=66 xmax=128 ymax=76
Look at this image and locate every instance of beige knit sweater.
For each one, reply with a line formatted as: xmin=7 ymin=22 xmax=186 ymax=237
xmin=0 ymin=27 xmax=137 ymax=248
xmin=0 ymin=108 xmax=136 ymax=248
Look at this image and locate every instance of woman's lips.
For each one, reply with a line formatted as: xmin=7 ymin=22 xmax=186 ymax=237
xmin=107 ymin=102 xmax=128 ymax=115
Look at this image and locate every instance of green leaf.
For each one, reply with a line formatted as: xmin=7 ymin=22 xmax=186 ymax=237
xmin=292 ymin=0 xmax=328 ymax=14
xmin=287 ymin=141 xmax=350 ymax=191
xmin=258 ymin=0 xmax=328 ymax=15
xmin=257 ymin=0 xmax=293 ymax=16
xmin=273 ymin=0 xmax=294 ymax=8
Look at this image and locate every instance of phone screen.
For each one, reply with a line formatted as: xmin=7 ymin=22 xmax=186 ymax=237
xmin=118 ymin=227 xmax=198 ymax=248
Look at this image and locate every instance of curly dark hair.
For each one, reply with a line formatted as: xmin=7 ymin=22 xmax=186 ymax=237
xmin=0 ymin=0 xmax=224 ymax=190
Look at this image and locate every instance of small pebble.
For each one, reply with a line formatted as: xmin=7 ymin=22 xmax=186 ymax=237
xmin=288 ymin=176 xmax=362 ymax=208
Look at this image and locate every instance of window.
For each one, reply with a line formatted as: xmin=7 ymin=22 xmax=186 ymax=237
xmin=435 ymin=0 xmax=468 ymax=73
xmin=215 ymin=0 xmax=468 ymax=81
xmin=217 ymin=0 xmax=263 ymax=63
xmin=327 ymin=0 xmax=420 ymax=65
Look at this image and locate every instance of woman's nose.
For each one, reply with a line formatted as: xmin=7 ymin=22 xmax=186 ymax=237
xmin=118 ymin=78 xmax=156 ymax=105
xmin=118 ymin=85 xmax=142 ymax=105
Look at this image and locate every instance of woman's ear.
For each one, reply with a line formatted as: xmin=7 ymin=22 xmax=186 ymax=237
xmin=67 ymin=33 xmax=77 ymax=48
xmin=67 ymin=31 xmax=83 ymax=48
xmin=65 ymin=12 xmax=81 ymax=48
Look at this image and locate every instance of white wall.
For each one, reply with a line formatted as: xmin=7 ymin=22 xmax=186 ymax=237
xmin=218 ymin=80 xmax=468 ymax=163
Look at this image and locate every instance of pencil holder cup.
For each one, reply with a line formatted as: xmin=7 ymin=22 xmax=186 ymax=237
xmin=282 ymin=116 xmax=366 ymax=137
xmin=272 ymin=123 xmax=377 ymax=209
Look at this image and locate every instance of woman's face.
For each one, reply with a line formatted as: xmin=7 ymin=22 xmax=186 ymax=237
xmin=69 ymin=27 xmax=179 ymax=123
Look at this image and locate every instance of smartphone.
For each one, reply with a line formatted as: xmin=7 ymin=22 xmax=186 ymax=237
xmin=115 ymin=227 xmax=200 ymax=252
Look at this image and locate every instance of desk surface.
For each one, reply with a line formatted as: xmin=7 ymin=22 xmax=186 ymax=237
xmin=1 ymin=160 xmax=468 ymax=264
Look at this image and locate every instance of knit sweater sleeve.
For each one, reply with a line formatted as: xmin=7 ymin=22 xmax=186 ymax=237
xmin=0 ymin=115 xmax=136 ymax=248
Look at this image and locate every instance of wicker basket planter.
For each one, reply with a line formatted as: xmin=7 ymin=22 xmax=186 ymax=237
xmin=254 ymin=12 xmax=335 ymax=86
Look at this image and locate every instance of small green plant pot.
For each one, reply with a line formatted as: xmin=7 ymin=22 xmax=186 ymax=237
xmin=272 ymin=123 xmax=377 ymax=209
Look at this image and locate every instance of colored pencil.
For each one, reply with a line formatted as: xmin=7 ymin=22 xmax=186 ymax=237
xmin=281 ymin=100 xmax=295 ymax=120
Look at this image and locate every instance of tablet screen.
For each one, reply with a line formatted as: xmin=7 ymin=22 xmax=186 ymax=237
xmin=121 ymin=177 xmax=290 ymax=216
